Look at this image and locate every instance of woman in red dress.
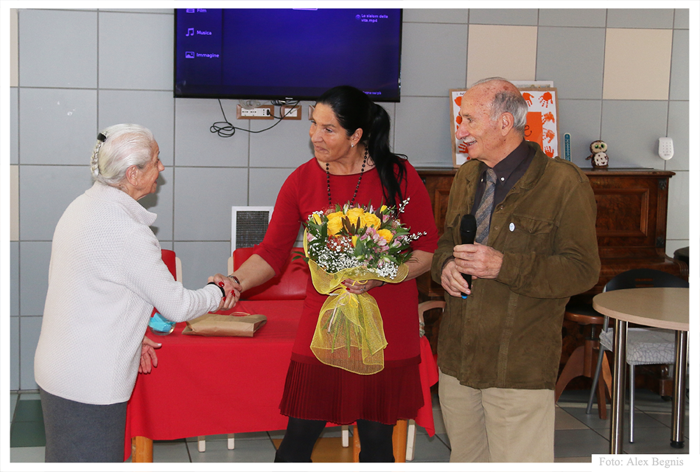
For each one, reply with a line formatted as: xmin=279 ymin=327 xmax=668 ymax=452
xmin=229 ymin=85 xmax=438 ymax=462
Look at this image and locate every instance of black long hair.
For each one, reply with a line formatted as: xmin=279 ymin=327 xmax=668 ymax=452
xmin=316 ymin=85 xmax=406 ymax=209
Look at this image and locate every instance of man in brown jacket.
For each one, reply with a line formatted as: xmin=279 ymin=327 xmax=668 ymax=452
xmin=431 ymin=78 xmax=600 ymax=462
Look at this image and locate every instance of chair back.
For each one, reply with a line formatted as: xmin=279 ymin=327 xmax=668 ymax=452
xmin=233 ymin=246 xmax=309 ymax=300
xmin=605 ymin=268 xmax=688 ymax=292
xmin=161 ymin=249 xmax=178 ymax=279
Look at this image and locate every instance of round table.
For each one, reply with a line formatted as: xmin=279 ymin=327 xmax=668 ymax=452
xmin=593 ymin=287 xmax=689 ymax=453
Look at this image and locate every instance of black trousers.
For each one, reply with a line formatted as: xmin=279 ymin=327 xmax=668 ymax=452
xmin=40 ymin=388 xmax=127 ymax=462
xmin=274 ymin=416 xmax=395 ymax=462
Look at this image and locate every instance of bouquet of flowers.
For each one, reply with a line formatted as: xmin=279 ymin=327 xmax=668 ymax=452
xmin=302 ymin=200 xmax=425 ymax=375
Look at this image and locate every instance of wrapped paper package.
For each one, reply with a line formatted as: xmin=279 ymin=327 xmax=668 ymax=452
xmin=182 ymin=312 xmax=267 ymax=337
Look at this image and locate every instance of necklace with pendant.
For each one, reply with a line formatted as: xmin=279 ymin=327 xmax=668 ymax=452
xmin=326 ymin=148 xmax=367 ymax=207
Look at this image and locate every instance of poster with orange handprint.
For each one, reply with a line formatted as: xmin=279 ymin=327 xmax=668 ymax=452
xmin=450 ymin=87 xmax=560 ymax=167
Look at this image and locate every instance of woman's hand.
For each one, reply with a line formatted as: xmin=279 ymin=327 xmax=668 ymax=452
xmin=208 ymin=274 xmax=241 ymax=311
xmin=342 ymin=279 xmax=384 ymax=294
xmin=139 ymin=335 xmax=161 ymax=374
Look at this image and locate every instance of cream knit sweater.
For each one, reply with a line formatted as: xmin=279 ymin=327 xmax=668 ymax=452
xmin=35 ymin=181 xmax=222 ymax=405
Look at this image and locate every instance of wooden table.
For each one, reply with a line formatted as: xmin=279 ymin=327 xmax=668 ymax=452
xmin=592 ymin=287 xmax=689 ymax=453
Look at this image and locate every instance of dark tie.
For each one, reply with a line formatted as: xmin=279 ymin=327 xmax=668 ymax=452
xmin=475 ymin=168 xmax=497 ymax=245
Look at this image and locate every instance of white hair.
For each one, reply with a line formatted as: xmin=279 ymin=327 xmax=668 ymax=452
xmin=90 ymin=124 xmax=156 ymax=186
xmin=470 ymin=77 xmax=528 ymax=135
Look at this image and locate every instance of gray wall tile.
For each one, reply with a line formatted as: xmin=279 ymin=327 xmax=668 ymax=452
xmin=18 ymin=10 xmax=97 ymax=88
xmin=139 ymin=167 xmax=174 ymax=241
xmin=11 ymin=242 xmax=20 ymax=316
xmin=674 ymin=9 xmax=689 ymax=29
xmin=19 ymin=316 xmax=43 ymax=390
xmin=98 ymin=9 xmax=173 ymax=14
xmin=667 ymin=171 xmax=688 ymax=241
xmin=557 ymin=99 xmax=603 ymax=168
xmin=666 ymin=240 xmax=689 ymax=260
xmin=536 ymin=27 xmax=605 ymax=100
xmin=173 ymin=167 xmax=248 ymax=241
xmin=403 ymin=9 xmax=468 ymax=24
xmin=11 ymin=317 xmax=20 ymax=390
xmin=19 ymin=88 xmax=97 ymax=165
xmin=538 ymin=9 xmax=607 ymax=27
xmin=11 ymin=87 xmax=18 ymax=164
xmin=173 ymin=241 xmax=232 ymax=289
xmin=401 ymin=23 xmax=468 ymax=97
xmin=19 ymin=166 xmax=93 ymax=241
xmin=98 ymin=90 xmax=175 ymax=166
xmin=394 ymin=96 xmax=453 ymax=167
xmin=249 ymin=107 xmax=315 ymax=169
xmin=249 ymin=168 xmax=296 ymax=206
xmin=669 ymin=30 xmax=689 ymax=101
xmin=600 ymin=100 xmax=669 ymax=169
xmin=98 ymin=11 xmax=174 ymax=90
xmin=19 ymin=242 xmax=52 ymax=317
xmin=175 ymin=98 xmax=250 ymax=167
xmin=469 ymin=9 xmax=538 ymax=26
xmin=607 ymin=9 xmax=674 ymax=29
xmin=666 ymin=101 xmax=689 ymax=172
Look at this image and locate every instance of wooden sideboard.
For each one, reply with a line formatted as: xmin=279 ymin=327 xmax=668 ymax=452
xmin=417 ymin=166 xmax=687 ymax=298
xmin=416 ymin=167 xmax=687 ymax=394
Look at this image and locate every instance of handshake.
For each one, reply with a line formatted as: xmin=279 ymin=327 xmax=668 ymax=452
xmin=207 ymin=273 xmax=244 ymax=312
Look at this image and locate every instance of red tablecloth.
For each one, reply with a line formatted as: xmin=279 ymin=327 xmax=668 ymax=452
xmin=124 ymin=299 xmax=437 ymax=460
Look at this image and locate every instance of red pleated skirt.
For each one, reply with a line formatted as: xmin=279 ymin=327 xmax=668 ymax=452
xmin=278 ymin=354 xmax=424 ymax=425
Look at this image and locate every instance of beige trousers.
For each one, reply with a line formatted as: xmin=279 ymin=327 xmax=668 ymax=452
xmin=438 ymin=370 xmax=555 ymax=462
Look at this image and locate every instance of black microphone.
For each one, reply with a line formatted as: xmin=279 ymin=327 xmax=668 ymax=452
xmin=459 ymin=214 xmax=477 ymax=298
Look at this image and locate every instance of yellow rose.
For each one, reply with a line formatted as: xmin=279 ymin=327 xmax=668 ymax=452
xmin=327 ymin=215 xmax=344 ymax=236
xmin=352 ymin=235 xmax=359 ymax=247
xmin=346 ymin=208 xmax=365 ymax=227
xmin=380 ymin=205 xmax=388 ymax=213
xmin=326 ymin=210 xmax=343 ymax=220
xmin=377 ymin=229 xmax=394 ymax=242
xmin=363 ymin=213 xmax=381 ymax=229
xmin=312 ymin=213 xmax=322 ymax=224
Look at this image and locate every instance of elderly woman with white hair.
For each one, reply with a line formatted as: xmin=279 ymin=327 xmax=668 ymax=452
xmin=34 ymin=123 xmax=239 ymax=462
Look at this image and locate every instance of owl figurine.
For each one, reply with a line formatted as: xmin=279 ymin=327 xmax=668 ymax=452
xmin=586 ymin=140 xmax=609 ymax=169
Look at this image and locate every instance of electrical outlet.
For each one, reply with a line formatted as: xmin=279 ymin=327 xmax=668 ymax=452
xmin=236 ymin=104 xmax=274 ymax=120
xmin=281 ymin=105 xmax=301 ymax=120
xmin=658 ymin=137 xmax=674 ymax=160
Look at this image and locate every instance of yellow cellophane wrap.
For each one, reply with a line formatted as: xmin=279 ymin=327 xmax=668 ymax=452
xmin=304 ymin=232 xmax=409 ymax=375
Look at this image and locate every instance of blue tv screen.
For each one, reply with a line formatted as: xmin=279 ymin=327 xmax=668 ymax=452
xmin=174 ymin=8 xmax=403 ymax=102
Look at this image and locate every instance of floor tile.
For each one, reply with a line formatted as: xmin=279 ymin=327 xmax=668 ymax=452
xmin=10 ymin=420 xmax=46 ymax=447
xmin=152 ymin=439 xmax=190 ymax=463
xmin=10 ymin=446 xmax=45 ymax=462
xmin=12 ymin=399 xmax=43 ymax=422
xmin=409 ymin=433 xmax=451 ymax=462
xmin=555 ymin=428 xmax=608 ymax=458
xmin=271 ymin=436 xmax=355 ymax=462
xmin=189 ymin=435 xmax=277 ymax=463
xmin=555 ymin=456 xmax=593 ymax=462
xmin=10 ymin=393 xmax=18 ymax=421
xmin=555 ymin=405 xmax=589 ymax=430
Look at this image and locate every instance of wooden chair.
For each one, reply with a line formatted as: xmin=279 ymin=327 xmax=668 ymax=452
xmin=555 ymin=302 xmax=612 ymax=418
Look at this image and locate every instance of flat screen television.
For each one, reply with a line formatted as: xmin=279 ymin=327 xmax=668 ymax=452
xmin=174 ymin=8 xmax=403 ymax=102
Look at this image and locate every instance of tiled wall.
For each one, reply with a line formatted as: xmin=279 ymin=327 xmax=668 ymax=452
xmin=7 ymin=8 xmax=690 ymax=391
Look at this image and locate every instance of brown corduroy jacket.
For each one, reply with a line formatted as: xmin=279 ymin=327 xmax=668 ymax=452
xmin=431 ymin=141 xmax=600 ymax=390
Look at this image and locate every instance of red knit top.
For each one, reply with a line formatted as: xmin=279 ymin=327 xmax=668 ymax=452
xmin=255 ymin=158 xmax=438 ymax=365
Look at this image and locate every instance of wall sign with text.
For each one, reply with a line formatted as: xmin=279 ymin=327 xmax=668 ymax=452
xmin=449 ymin=87 xmax=560 ymax=167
